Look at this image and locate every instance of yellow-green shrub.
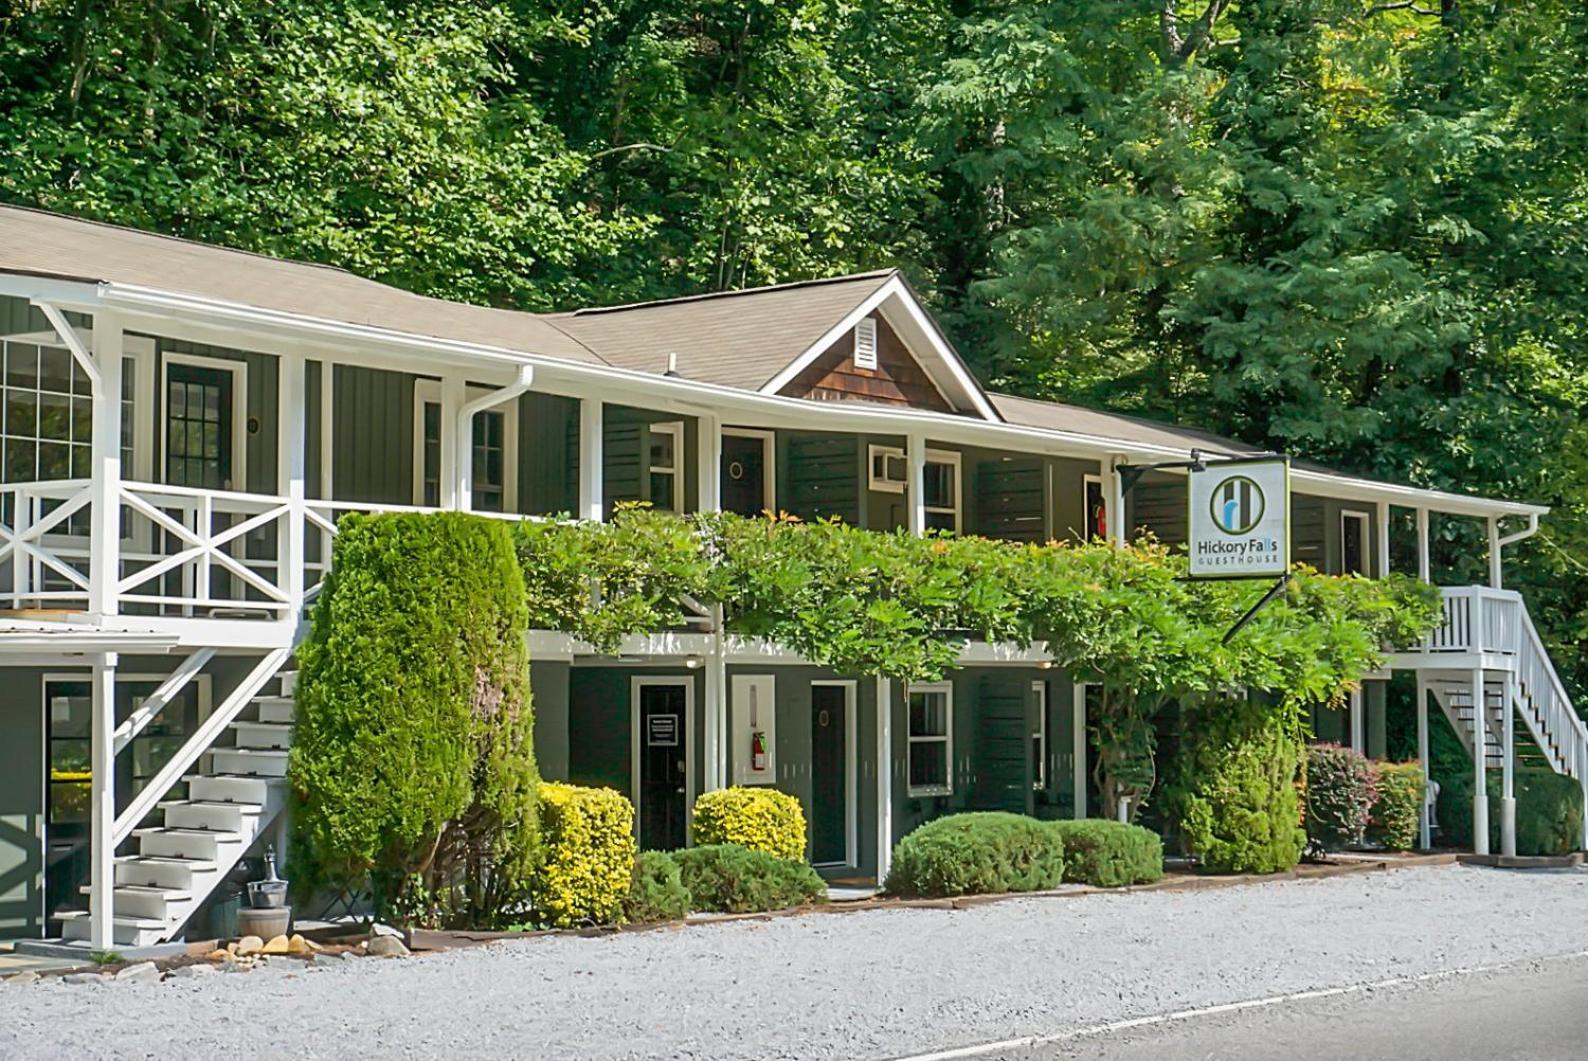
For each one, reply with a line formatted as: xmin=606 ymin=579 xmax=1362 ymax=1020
xmin=533 ymin=783 xmax=636 ymax=927
xmin=691 ymin=787 xmax=807 ymax=861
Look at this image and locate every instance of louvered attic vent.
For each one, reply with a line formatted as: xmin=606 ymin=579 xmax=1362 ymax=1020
xmin=853 ymin=317 xmax=878 ymax=370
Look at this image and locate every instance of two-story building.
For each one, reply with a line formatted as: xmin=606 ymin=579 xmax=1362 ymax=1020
xmin=0 ymin=205 xmax=1581 ymax=949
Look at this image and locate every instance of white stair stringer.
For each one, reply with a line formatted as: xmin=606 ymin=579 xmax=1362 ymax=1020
xmin=59 ymin=667 xmax=297 ymax=948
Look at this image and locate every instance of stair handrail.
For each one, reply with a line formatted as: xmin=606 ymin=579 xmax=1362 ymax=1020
xmin=1514 ymin=603 xmax=1588 ymax=767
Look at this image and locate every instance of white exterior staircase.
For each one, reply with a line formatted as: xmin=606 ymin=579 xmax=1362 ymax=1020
xmin=58 ymin=668 xmax=297 ymax=947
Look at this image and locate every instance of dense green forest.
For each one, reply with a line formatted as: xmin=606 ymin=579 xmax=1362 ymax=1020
xmin=2 ymin=1 xmax=1585 ymax=694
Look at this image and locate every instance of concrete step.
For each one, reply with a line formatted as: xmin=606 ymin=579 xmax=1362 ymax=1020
xmin=209 ymin=747 xmax=289 ymax=777
xmin=58 ymin=910 xmax=169 ymax=948
xmin=232 ymin=720 xmax=292 ymax=750
xmin=79 ymin=883 xmax=191 ymax=921
xmin=135 ymin=827 xmax=241 ymax=862
xmin=115 ymin=855 xmax=215 ymax=891
xmin=161 ymin=799 xmax=263 ymax=833
xmin=186 ymin=774 xmax=273 ymax=804
xmin=255 ymin=696 xmax=295 ymax=724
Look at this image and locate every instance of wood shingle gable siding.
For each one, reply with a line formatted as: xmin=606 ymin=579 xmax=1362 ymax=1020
xmin=782 ymin=313 xmax=956 ymax=413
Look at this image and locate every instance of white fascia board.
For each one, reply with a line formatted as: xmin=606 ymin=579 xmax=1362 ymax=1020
xmin=757 ymin=275 xmax=1002 ymax=422
xmin=15 ymin=272 xmax=1542 ymax=521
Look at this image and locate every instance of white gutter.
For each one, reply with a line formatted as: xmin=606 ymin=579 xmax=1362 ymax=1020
xmin=50 ymin=276 xmax=1549 ymax=522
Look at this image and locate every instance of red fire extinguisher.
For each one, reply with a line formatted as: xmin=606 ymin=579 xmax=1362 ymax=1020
xmin=751 ymin=731 xmax=767 ymax=773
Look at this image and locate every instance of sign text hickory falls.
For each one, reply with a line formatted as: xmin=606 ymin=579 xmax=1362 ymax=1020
xmin=1187 ymin=458 xmax=1291 ymax=579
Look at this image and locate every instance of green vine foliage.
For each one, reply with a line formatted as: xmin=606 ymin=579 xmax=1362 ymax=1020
xmin=291 ymin=512 xmax=539 ymax=927
xmin=512 ymin=510 xmax=1441 ymax=823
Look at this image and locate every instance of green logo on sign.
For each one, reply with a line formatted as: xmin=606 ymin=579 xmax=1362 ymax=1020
xmin=1210 ymin=475 xmax=1265 ymax=535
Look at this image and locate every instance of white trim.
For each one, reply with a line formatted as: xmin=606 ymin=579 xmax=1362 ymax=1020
xmin=721 ymin=428 xmax=776 ymax=513
xmin=868 ymin=443 xmax=907 ymax=494
xmin=1341 ymin=509 xmax=1371 ymax=577
xmin=811 ymin=679 xmax=859 ymax=868
xmin=759 ymin=276 xmax=1002 ymax=422
xmin=922 ymin=447 xmax=961 ymax=533
xmin=648 ymin=420 xmax=684 ymax=512
xmin=870 ymin=444 xmax=961 ymax=531
xmin=1031 ymin=679 xmax=1048 ymax=792
xmin=905 ymin=681 xmax=954 ymax=797
xmin=629 ymin=676 xmax=696 ymax=847
xmin=1073 ymin=681 xmax=1091 ymax=819
xmin=160 ymin=351 xmax=248 ymax=492
xmin=412 ymin=379 xmax=519 ymax=511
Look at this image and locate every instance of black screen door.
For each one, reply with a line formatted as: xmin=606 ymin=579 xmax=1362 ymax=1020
xmin=721 ymin=434 xmax=767 ymax=517
xmin=811 ymin=685 xmax=847 ymax=865
xmin=638 ymin=683 xmax=688 ymax=851
xmin=165 ymin=363 xmax=235 ymax=490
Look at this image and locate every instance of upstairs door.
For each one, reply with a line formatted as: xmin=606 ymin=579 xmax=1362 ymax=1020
xmin=164 ymin=361 xmax=238 ymax=490
xmin=635 ymin=681 xmax=690 ymax=851
xmin=721 ymin=433 xmax=769 ymax=517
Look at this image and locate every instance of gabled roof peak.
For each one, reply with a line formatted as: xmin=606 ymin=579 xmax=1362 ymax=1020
xmin=566 ymin=269 xmax=899 ymax=317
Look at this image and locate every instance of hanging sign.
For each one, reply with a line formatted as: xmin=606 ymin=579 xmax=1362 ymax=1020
xmin=1187 ymin=457 xmax=1290 ymax=579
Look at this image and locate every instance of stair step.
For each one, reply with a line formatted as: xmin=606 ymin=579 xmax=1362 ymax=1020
xmin=135 ymin=827 xmax=242 ymax=861
xmin=161 ymin=799 xmax=263 ymax=833
xmin=186 ymin=774 xmax=273 ymax=804
xmin=208 ymin=747 xmax=289 ymax=777
xmin=232 ymin=720 xmax=292 ymax=750
xmin=115 ymin=855 xmax=215 ymax=890
xmin=255 ymin=696 xmax=295 ymax=724
xmin=277 ymin=670 xmax=297 ymax=695
xmin=78 ymin=883 xmax=192 ymax=920
xmin=59 ymin=910 xmax=170 ymax=947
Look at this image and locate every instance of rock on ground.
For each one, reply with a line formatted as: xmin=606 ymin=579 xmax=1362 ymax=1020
xmin=1 ymin=865 xmax=1586 ymax=1060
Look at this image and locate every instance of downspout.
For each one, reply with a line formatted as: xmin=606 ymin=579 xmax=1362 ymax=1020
xmin=455 ymin=365 xmax=534 ymax=512
xmin=1491 ymin=513 xmax=1540 ymax=591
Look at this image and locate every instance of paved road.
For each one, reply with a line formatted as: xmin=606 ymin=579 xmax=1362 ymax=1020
xmin=996 ymin=954 xmax=1588 ymax=1061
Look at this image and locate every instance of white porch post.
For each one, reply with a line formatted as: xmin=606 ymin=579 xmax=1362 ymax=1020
xmin=703 ymin=607 xmax=727 ymax=793
xmin=1416 ymin=508 xmax=1431 ymax=583
xmin=318 ymin=360 xmax=335 ymax=500
xmin=1108 ymin=456 xmax=1127 ymax=547
xmin=1500 ymin=669 xmax=1517 ymax=857
xmin=906 ymin=435 xmax=926 ymax=535
xmin=439 ymin=375 xmax=465 ymax=510
xmin=1471 ymin=666 xmax=1489 ymax=856
xmin=89 ymin=315 xmax=124 ymax=619
xmin=1376 ymin=505 xmax=1391 ymax=578
xmin=875 ymin=676 xmax=893 ymax=882
xmin=579 ymin=398 xmax=604 ymax=522
xmin=89 ymin=652 xmax=118 ymax=948
xmin=1416 ymin=676 xmax=1431 ymax=849
xmin=697 ymin=414 xmax=722 ymax=514
xmin=278 ymin=353 xmax=307 ymax=623
xmin=1349 ymin=687 xmax=1365 ymax=754
xmin=1487 ymin=516 xmax=1503 ymax=590
xmin=1073 ymin=686 xmax=1087 ymax=820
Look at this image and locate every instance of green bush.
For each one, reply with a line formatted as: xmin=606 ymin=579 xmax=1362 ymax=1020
xmin=1170 ymin=698 xmax=1306 ymax=874
xmin=622 ymin=851 xmax=693 ymax=923
xmin=1370 ymin=761 xmax=1425 ymax=851
xmin=1050 ymin=820 xmax=1163 ymax=886
xmin=1441 ymin=768 xmax=1584 ymax=856
xmin=1306 ymin=743 xmax=1378 ymax=850
xmin=290 ymin=512 xmax=538 ymax=927
xmin=883 ymin=812 xmax=1066 ymax=898
xmin=534 ymin=783 xmax=637 ymax=927
xmin=691 ymin=787 xmax=807 ymax=861
xmin=672 ymin=844 xmax=826 ymax=913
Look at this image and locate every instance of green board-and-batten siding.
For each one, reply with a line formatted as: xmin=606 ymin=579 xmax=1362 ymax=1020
xmin=783 ymin=433 xmax=862 ymax=525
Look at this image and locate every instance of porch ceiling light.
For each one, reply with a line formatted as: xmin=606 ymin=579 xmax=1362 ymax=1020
xmin=684 ymin=655 xmax=704 ymax=669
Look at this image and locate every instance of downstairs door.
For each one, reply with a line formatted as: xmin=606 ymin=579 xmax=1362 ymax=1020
xmin=636 ymin=682 xmax=688 ymax=851
xmin=810 ymin=685 xmax=848 ymax=865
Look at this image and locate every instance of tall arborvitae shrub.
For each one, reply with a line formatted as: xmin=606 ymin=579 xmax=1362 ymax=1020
xmin=290 ymin=512 xmax=538 ymax=927
xmin=1169 ymin=697 xmax=1307 ymax=874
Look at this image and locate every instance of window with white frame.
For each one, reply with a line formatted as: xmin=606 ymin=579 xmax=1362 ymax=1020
xmin=1082 ymin=474 xmax=1107 ymax=541
xmin=868 ymin=444 xmax=961 ymax=532
xmin=0 ymin=339 xmax=130 ymax=483
xmin=648 ymin=421 xmax=684 ymax=511
xmin=907 ymin=682 xmax=953 ymax=796
xmin=1031 ymin=680 xmax=1048 ymax=791
xmin=1341 ymin=510 xmax=1370 ymax=576
xmin=413 ymin=381 xmax=517 ymax=511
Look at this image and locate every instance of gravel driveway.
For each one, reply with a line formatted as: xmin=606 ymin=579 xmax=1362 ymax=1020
xmin=4 ymin=864 xmax=1587 ymax=1060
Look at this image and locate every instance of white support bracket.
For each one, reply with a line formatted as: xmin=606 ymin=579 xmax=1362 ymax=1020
xmin=112 ymin=647 xmax=216 ymax=754
xmin=456 ymin=366 xmax=534 ymax=512
xmin=34 ymin=301 xmax=102 ymax=393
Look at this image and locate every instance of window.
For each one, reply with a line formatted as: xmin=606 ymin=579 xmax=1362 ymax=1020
xmin=1031 ymin=680 xmax=1048 ymax=791
xmin=907 ymin=683 xmax=953 ymax=796
xmin=1083 ymin=474 xmax=1107 ymax=541
xmin=413 ymin=381 xmax=517 ymax=511
xmin=2 ymin=339 xmax=94 ymax=483
xmin=1341 ymin=511 xmax=1370 ymax=576
xmin=648 ymin=421 xmax=684 ymax=511
xmin=853 ymin=317 xmax=879 ymax=371
xmin=868 ymin=444 xmax=962 ymax=531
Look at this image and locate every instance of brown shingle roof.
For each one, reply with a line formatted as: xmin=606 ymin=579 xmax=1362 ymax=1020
xmin=548 ymin=271 xmax=897 ymax=390
xmin=989 ymin=393 xmax=1266 ymax=457
xmin=0 ymin=204 xmax=604 ymax=364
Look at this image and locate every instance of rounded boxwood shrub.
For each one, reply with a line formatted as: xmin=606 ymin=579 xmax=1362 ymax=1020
xmin=1441 ymin=768 xmax=1585 ymax=855
xmin=622 ymin=851 xmax=692 ymax=923
xmin=691 ymin=786 xmax=807 ymax=861
xmin=1050 ymin=820 xmax=1163 ymax=887
xmin=672 ymin=844 xmax=826 ymax=913
xmin=1370 ymin=761 xmax=1425 ymax=851
xmin=534 ymin=783 xmax=637 ymax=927
xmin=883 ymin=812 xmax=1066 ymax=898
xmin=1306 ymin=743 xmax=1378 ymax=850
